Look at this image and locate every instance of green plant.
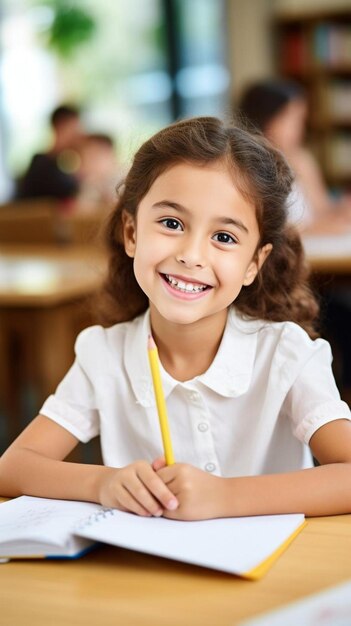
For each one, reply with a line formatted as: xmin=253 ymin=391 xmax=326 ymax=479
xmin=43 ymin=1 xmax=96 ymax=58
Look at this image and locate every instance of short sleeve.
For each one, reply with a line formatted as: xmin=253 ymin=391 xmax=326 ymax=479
xmin=39 ymin=327 xmax=101 ymax=443
xmin=286 ymin=339 xmax=351 ymax=443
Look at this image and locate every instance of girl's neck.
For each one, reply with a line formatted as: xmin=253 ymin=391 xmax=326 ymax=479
xmin=149 ymin=306 xmax=229 ymax=382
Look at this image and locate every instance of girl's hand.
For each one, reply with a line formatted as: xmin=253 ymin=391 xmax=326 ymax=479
xmin=97 ymin=460 xmax=179 ymax=517
xmin=152 ymin=458 xmax=225 ymax=521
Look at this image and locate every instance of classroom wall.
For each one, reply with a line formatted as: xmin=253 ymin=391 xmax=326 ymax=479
xmin=228 ymin=0 xmax=275 ymax=102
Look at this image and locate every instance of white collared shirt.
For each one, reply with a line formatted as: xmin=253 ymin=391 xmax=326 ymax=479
xmin=40 ymin=308 xmax=351 ymax=477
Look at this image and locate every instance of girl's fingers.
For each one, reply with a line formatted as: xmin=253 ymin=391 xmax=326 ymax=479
xmin=139 ymin=466 xmax=178 ymax=511
xmin=108 ymin=462 xmax=179 ymax=516
xmin=119 ymin=475 xmax=164 ymax=516
xmin=152 ymin=456 xmax=166 ymax=471
xmin=116 ymin=487 xmax=153 ymax=517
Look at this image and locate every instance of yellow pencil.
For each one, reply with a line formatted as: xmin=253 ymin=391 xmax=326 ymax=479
xmin=147 ymin=335 xmax=175 ymax=465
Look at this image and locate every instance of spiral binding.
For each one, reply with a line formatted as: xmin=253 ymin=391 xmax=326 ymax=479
xmin=75 ymin=507 xmax=116 ymax=531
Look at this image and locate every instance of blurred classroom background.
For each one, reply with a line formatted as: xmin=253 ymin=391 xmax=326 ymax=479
xmin=1 ymin=0 xmax=351 ymax=456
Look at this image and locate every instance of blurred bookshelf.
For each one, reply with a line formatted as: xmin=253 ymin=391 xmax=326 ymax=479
xmin=275 ymin=10 xmax=351 ymax=191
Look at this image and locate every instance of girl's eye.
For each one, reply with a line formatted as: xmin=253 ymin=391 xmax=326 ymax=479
xmin=213 ymin=232 xmax=236 ymax=244
xmin=160 ymin=218 xmax=183 ymax=231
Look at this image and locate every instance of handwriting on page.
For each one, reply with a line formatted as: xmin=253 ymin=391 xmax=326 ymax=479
xmin=0 ymin=498 xmax=102 ymax=537
xmin=0 ymin=505 xmax=59 ymax=532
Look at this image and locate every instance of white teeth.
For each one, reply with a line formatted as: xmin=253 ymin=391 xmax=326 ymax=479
xmin=164 ymin=274 xmax=207 ymax=293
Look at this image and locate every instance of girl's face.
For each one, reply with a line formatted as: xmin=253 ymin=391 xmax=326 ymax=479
xmin=123 ymin=162 xmax=271 ymax=329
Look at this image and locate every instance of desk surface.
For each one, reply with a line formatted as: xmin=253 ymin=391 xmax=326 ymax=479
xmin=1 ymin=513 xmax=350 ymax=626
xmin=303 ymin=233 xmax=351 ymax=274
xmin=0 ymin=244 xmax=106 ymax=306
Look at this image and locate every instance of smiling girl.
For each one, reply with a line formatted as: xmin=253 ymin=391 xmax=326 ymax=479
xmin=1 ymin=117 xmax=351 ymax=519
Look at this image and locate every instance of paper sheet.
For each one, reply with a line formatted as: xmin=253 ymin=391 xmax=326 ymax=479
xmin=239 ymin=579 xmax=351 ymax=625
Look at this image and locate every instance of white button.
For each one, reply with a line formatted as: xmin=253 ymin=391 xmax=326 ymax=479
xmin=197 ymin=422 xmax=209 ymax=432
xmin=190 ymin=392 xmax=200 ymax=402
xmin=205 ymin=462 xmax=216 ymax=473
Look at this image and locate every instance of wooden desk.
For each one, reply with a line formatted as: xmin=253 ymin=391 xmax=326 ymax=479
xmin=0 ymin=244 xmax=106 ymax=445
xmin=0 ymin=199 xmax=108 ymax=245
xmin=0 ymin=513 xmax=350 ymax=626
xmin=304 ymin=233 xmax=351 ymax=274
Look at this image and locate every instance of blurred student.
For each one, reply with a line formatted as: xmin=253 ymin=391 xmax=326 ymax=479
xmin=76 ymin=133 xmax=121 ymax=212
xmin=16 ymin=104 xmax=82 ymax=206
xmin=237 ymin=80 xmax=351 ymax=234
xmin=238 ymin=79 xmax=351 ymax=402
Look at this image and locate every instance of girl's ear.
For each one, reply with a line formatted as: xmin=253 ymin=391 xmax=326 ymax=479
xmin=122 ymin=211 xmax=137 ymax=258
xmin=243 ymin=243 xmax=272 ymax=286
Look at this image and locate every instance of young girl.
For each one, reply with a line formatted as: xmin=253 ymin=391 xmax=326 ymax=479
xmin=1 ymin=117 xmax=351 ymax=520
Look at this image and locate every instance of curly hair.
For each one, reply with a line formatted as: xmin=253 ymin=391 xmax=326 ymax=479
xmin=97 ymin=116 xmax=319 ymax=338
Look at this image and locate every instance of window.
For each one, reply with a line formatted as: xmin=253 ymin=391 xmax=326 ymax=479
xmin=0 ymin=0 xmax=229 ymax=200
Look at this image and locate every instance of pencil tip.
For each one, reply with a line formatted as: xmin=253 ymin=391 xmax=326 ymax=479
xmin=148 ymin=334 xmax=156 ymax=349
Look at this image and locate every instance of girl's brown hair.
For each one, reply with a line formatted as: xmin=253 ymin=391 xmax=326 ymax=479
xmin=98 ymin=116 xmax=319 ymax=338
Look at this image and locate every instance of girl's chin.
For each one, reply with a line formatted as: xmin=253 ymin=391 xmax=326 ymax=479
xmin=154 ymin=311 xmax=203 ymax=325
xmin=150 ymin=301 xmax=228 ymax=328
xmin=150 ymin=304 xmax=204 ymax=326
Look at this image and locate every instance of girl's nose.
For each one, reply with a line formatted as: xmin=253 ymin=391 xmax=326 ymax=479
xmin=175 ymin=236 xmax=206 ymax=269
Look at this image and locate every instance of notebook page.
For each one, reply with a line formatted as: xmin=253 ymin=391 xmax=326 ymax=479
xmin=0 ymin=496 xmax=102 ymax=549
xmin=75 ymin=508 xmax=305 ymax=576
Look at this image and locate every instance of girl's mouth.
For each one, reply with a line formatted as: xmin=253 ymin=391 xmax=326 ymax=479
xmin=162 ymin=273 xmax=210 ymax=294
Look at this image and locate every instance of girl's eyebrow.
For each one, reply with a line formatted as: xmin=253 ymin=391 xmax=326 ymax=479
xmin=219 ymin=216 xmax=249 ymax=234
xmin=152 ymin=200 xmax=186 ymax=212
xmin=152 ymin=200 xmax=249 ymax=234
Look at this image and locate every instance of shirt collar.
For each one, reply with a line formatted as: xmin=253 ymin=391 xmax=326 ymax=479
xmin=124 ymin=310 xmax=177 ymax=408
xmin=124 ymin=308 xmax=259 ymax=407
xmin=196 ymin=308 xmax=258 ymax=397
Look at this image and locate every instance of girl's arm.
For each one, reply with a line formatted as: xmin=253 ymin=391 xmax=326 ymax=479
xmin=0 ymin=415 xmax=178 ymax=516
xmin=155 ymin=419 xmax=351 ymax=520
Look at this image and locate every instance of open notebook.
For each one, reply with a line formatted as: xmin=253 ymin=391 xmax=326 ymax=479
xmin=0 ymin=496 xmax=305 ymax=579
